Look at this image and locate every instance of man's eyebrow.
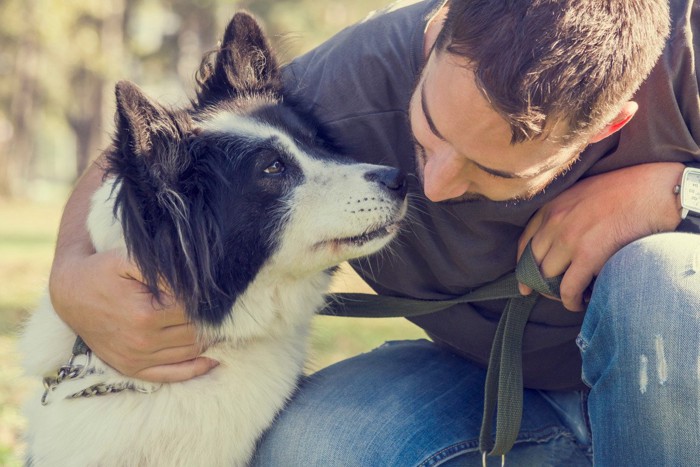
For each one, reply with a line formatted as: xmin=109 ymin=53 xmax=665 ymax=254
xmin=420 ymin=81 xmax=529 ymax=180
xmin=420 ymin=82 xmax=447 ymax=142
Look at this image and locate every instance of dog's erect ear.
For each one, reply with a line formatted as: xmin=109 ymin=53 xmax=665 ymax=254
xmin=111 ymin=81 xmax=222 ymax=323
xmin=195 ymin=12 xmax=282 ymax=107
xmin=115 ymin=80 xmax=185 ymax=158
xmin=218 ymin=12 xmax=280 ymax=88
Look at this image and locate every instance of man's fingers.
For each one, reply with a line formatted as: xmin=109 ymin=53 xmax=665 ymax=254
xmin=518 ymin=283 xmax=533 ymax=296
xmin=134 ymin=358 xmax=220 ymax=383
xmin=121 ymin=291 xmax=190 ymax=329
xmin=517 ymin=211 xmax=544 ymax=260
xmin=108 ymin=342 xmax=210 ymax=377
xmin=558 ymin=251 xmax=602 ymax=312
xmin=538 ymin=243 xmax=571 ymax=282
xmin=98 ymin=323 xmax=202 ymax=376
xmin=126 ymin=324 xmax=203 ymax=362
xmin=559 ymin=267 xmax=594 ymax=312
xmin=517 ymin=226 xmax=555 ymax=296
xmin=148 ymin=344 xmax=209 ymax=367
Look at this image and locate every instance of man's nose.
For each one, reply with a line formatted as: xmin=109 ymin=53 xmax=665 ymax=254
xmin=421 ymin=150 xmax=470 ymax=202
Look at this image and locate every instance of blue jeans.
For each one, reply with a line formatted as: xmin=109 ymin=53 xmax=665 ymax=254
xmin=253 ymin=233 xmax=700 ymax=466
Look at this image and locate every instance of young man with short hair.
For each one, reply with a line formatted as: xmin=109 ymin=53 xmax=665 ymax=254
xmin=50 ymin=0 xmax=699 ymax=464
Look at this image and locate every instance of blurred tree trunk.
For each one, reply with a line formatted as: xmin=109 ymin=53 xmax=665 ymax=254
xmin=67 ymin=0 xmax=125 ymax=178
xmin=67 ymin=67 xmax=104 ymax=177
xmin=1 ymin=0 xmax=39 ymax=198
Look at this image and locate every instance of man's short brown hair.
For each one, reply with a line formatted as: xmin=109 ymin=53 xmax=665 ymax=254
xmin=436 ymin=0 xmax=671 ymax=144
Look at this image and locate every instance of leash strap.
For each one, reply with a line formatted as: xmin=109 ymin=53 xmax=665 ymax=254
xmin=321 ymin=241 xmax=562 ymax=459
xmin=479 ymin=246 xmax=561 ymax=456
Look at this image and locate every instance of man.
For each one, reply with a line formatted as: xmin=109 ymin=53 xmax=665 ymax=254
xmin=49 ymin=0 xmax=699 ymax=465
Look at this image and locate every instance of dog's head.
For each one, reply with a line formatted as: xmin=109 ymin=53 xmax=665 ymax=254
xmin=101 ymin=13 xmax=407 ymax=327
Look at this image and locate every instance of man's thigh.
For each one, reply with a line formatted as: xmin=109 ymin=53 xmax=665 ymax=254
xmin=252 ymin=339 xmax=590 ymax=466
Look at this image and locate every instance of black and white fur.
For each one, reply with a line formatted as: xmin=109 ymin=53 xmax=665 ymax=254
xmin=20 ymin=13 xmax=407 ymax=467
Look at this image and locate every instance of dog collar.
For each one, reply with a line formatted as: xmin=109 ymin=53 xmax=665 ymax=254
xmin=41 ymin=336 xmax=161 ymax=405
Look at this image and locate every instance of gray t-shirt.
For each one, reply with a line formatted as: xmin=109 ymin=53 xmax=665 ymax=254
xmin=282 ymin=0 xmax=700 ymax=390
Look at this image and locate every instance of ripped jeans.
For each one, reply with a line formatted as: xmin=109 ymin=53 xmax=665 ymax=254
xmin=578 ymin=232 xmax=700 ymax=465
xmin=252 ymin=233 xmax=700 ymax=466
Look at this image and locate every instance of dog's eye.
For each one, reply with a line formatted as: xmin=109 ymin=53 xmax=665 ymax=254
xmin=263 ymin=160 xmax=285 ymax=175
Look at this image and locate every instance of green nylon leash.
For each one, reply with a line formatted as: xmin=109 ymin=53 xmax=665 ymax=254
xmin=321 ymin=241 xmax=562 ymax=459
xmin=68 ymin=243 xmax=559 ymax=459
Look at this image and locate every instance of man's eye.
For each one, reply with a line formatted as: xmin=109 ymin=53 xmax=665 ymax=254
xmin=263 ymin=160 xmax=285 ymax=175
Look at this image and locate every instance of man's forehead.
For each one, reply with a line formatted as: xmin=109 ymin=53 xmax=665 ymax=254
xmin=432 ymin=47 xmax=579 ymax=140
xmin=422 ymin=50 xmax=578 ymax=177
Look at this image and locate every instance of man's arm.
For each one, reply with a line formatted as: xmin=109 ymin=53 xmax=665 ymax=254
xmin=518 ymin=162 xmax=685 ymax=311
xmin=49 ymin=157 xmax=217 ymax=382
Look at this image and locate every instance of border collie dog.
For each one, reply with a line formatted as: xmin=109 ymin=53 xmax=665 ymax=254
xmin=21 ymin=13 xmax=407 ymax=467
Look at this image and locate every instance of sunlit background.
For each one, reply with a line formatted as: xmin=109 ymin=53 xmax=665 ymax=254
xmin=0 ymin=0 xmax=401 ymax=199
xmin=0 ymin=0 xmax=427 ymax=463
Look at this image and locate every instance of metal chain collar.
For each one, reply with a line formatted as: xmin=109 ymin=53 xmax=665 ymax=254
xmin=66 ymin=380 xmax=158 ymax=399
xmin=41 ymin=344 xmax=161 ymax=405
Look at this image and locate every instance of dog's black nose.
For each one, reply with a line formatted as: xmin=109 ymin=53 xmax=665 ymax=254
xmin=364 ymin=167 xmax=407 ymax=199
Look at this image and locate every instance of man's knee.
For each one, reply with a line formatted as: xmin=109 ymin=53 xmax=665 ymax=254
xmin=591 ymin=233 xmax=700 ymax=324
xmin=579 ymin=233 xmax=700 ymax=359
xmin=579 ymin=233 xmax=700 ymax=385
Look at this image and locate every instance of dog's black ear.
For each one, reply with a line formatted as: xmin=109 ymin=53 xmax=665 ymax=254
xmin=109 ymin=81 xmax=204 ymax=314
xmin=114 ymin=80 xmax=186 ymax=159
xmin=195 ymin=12 xmax=282 ymax=107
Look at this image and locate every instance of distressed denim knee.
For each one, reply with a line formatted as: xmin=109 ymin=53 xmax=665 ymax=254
xmin=577 ymin=233 xmax=700 ymax=466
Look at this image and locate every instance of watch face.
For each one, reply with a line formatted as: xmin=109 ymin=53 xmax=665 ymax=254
xmin=681 ymin=169 xmax=700 ymax=212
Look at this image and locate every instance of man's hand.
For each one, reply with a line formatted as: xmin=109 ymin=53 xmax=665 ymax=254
xmin=518 ymin=162 xmax=684 ymax=311
xmin=48 ymin=159 xmax=216 ymax=383
xmin=49 ymin=250 xmax=218 ymax=382
xmin=49 ymin=251 xmax=219 ymax=382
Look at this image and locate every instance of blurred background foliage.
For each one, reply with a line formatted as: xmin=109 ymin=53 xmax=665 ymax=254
xmin=0 ymin=0 xmax=398 ymax=199
xmin=0 ymin=0 xmax=427 ymax=464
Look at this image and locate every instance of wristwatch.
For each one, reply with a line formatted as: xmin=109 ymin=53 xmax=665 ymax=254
xmin=674 ymin=165 xmax=700 ymax=233
xmin=677 ymin=166 xmax=700 ymax=220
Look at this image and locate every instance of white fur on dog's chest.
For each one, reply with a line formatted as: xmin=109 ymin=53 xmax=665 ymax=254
xmin=21 ymin=185 xmax=327 ymax=466
xmin=21 ymin=285 xmax=319 ymax=467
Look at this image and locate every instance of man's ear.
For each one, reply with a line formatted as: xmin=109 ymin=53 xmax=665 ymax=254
xmin=588 ymin=101 xmax=639 ymax=144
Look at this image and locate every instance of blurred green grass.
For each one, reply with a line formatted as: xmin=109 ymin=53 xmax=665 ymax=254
xmin=0 ymin=199 xmax=61 ymax=466
xmin=0 ymin=198 xmax=425 ymax=465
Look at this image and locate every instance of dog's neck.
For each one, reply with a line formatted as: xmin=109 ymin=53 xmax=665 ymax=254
xmin=199 ymin=267 xmax=331 ymax=346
